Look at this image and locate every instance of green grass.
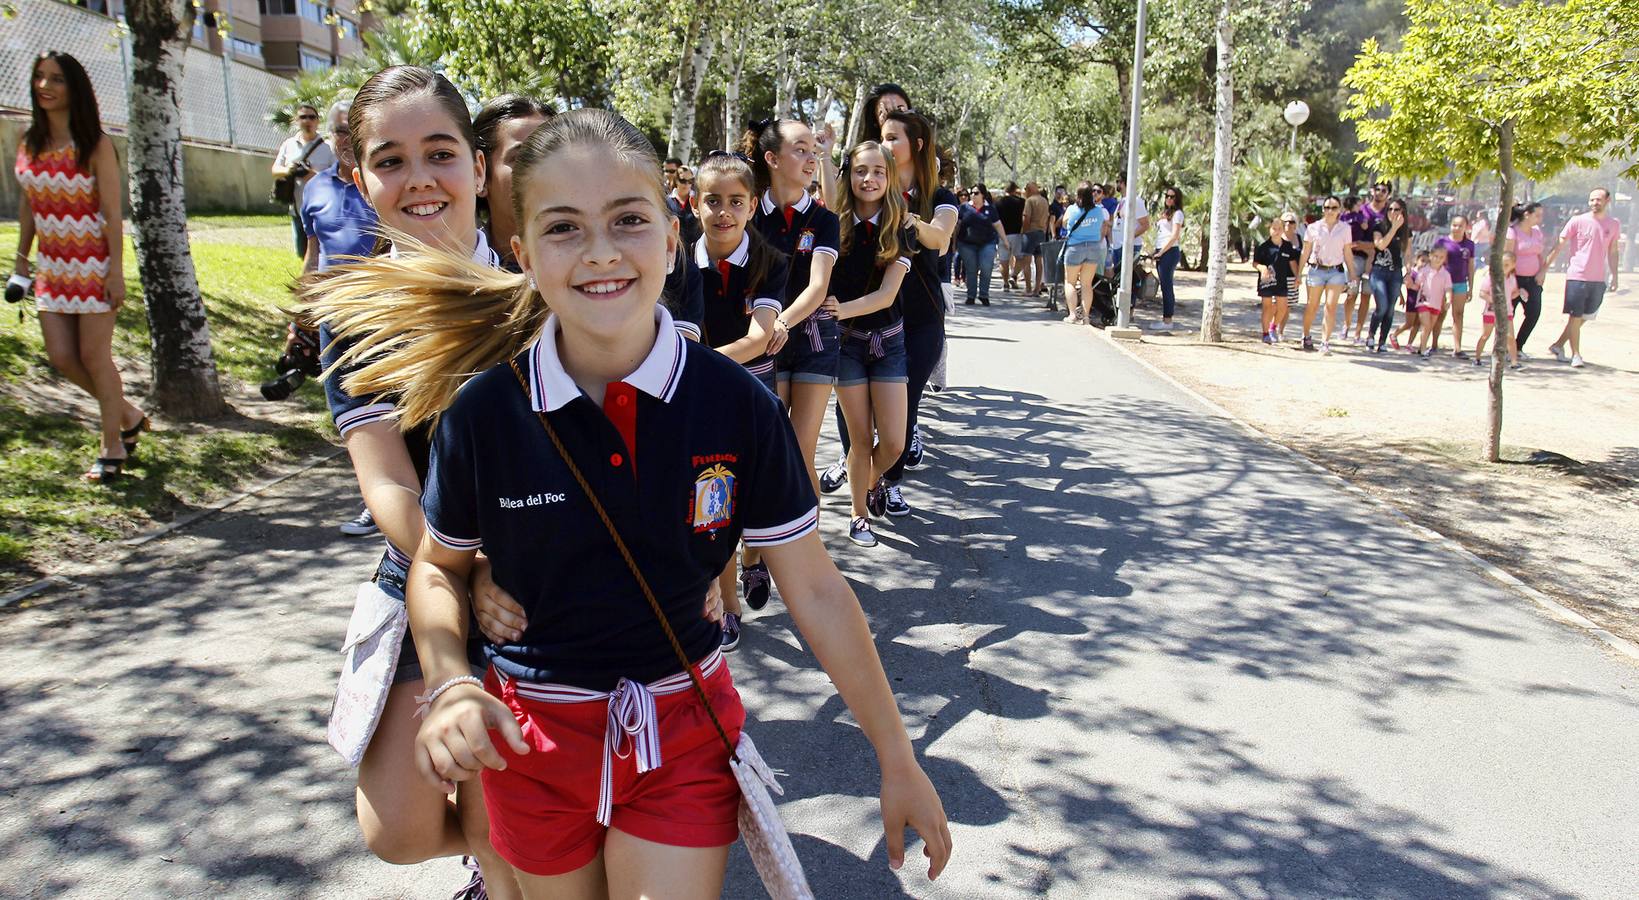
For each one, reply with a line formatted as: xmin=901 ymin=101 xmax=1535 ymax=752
xmin=0 ymin=215 xmax=333 ymax=581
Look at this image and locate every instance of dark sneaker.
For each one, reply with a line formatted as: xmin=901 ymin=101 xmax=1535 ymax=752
xmin=904 ymin=428 xmax=925 ymax=470
xmin=980 ymin=296 xmax=990 ymax=307
xmin=866 ymin=477 xmax=888 ymax=518
xmin=1453 ymin=350 xmax=1470 ymax=360
xmin=1301 ymin=336 xmax=1316 ymax=352
xmin=848 ymin=517 xmax=877 ymax=547
xmin=451 ymin=857 xmax=486 ymax=900
xmin=885 ymin=484 xmax=911 ymax=517
xmin=339 ymin=506 xmax=378 ymax=537
xmin=720 ymin=613 xmax=742 ymax=652
xmin=741 ymin=561 xmax=772 ymax=611
xmin=819 ymin=458 xmax=847 ymax=494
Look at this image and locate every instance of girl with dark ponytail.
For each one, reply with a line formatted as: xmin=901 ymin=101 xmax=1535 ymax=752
xmin=732 ymin=117 xmax=843 ymax=613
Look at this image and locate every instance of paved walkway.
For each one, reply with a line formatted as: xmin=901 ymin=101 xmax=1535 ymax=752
xmin=2 ymin=291 xmax=1636 ymax=898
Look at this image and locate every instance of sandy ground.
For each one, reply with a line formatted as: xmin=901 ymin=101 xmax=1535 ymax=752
xmin=1074 ymin=263 xmax=1639 ymax=644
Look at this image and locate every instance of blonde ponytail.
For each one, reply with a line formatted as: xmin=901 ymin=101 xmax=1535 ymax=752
xmin=296 ymin=230 xmax=547 ymax=428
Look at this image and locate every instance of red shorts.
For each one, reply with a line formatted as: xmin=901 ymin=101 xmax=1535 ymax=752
xmin=481 ymin=658 xmax=746 ymax=876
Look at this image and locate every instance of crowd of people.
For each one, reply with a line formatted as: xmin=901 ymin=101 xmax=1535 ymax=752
xmin=1248 ymin=181 xmax=1621 ymax=368
xmin=9 ymin=43 xmax=1627 ymax=900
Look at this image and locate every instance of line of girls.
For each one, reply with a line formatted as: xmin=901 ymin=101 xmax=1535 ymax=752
xmin=298 ymin=66 xmax=950 ymax=900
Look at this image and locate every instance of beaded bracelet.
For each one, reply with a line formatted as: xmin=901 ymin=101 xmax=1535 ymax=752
xmin=414 ymin=674 xmax=484 ymax=718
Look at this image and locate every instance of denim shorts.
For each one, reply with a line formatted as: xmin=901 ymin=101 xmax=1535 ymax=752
xmin=776 ymin=314 xmax=840 ymax=384
xmin=744 ymin=357 xmax=778 ymax=396
xmin=836 ymin=324 xmax=908 ymax=387
xmin=1306 ymin=265 xmax=1348 ymax=287
xmin=1063 ymin=243 xmax=1104 ymax=268
xmin=375 ymin=551 xmax=499 ymax=685
xmin=1024 ymin=230 xmax=1046 ymax=256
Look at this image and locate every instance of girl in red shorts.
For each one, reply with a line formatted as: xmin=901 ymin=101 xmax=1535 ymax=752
xmin=308 ymin=108 xmax=951 ymax=898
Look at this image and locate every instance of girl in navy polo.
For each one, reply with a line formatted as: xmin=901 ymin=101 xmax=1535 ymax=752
xmin=308 ymin=108 xmax=950 ymax=892
xmin=691 ymin=151 xmax=790 ymax=648
xmin=737 ymin=117 xmax=842 ymax=613
xmin=831 ymin=142 xmax=914 ymax=548
xmin=307 ymin=66 xmax=522 ymax=899
xmin=879 ymin=110 xmax=957 ymax=520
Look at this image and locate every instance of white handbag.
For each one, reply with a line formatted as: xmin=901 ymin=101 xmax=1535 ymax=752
xmin=326 ymin=580 xmax=408 ymax=767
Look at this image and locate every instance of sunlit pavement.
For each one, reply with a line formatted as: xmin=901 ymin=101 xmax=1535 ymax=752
xmin=2 ymin=288 xmax=1635 ymax=898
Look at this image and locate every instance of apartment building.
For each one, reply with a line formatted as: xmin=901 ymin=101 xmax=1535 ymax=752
xmin=68 ymin=0 xmax=370 ymax=75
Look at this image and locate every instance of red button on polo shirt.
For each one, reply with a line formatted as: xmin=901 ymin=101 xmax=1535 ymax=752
xmin=602 ymin=381 xmax=638 ymax=477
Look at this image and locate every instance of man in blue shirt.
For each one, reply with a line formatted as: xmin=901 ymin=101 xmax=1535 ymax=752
xmin=300 ymin=100 xmax=378 ymax=274
xmin=299 ymin=100 xmax=381 ymax=536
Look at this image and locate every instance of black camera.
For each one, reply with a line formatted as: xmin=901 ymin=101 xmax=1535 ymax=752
xmin=5 ymin=274 xmax=31 ymax=304
xmin=259 ymin=322 xmax=322 ymax=401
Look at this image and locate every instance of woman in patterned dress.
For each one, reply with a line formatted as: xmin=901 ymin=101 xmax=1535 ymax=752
xmin=12 ymin=51 xmax=146 ymax=483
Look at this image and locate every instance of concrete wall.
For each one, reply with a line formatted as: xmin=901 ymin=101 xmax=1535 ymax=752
xmin=2 ymin=116 xmax=284 ymax=218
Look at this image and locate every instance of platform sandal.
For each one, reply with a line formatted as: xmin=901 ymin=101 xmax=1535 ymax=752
xmin=83 ymin=457 xmax=125 ymax=483
xmin=121 ymin=413 xmax=151 ymax=456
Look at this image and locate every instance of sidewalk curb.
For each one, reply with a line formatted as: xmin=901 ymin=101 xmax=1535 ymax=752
xmin=1 ymin=447 xmax=348 ymax=609
xmin=1096 ymin=330 xmax=1639 ymax=665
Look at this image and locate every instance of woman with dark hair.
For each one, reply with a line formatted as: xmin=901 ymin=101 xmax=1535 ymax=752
xmin=955 ymin=184 xmax=1006 ymax=307
xmin=473 ymin=93 xmax=553 ymax=271
xmin=1505 ymin=202 xmax=1547 ymax=353
xmin=13 ymin=51 xmax=146 ymax=483
xmin=861 ymin=83 xmax=912 ymax=143
xmin=1149 ymin=187 xmax=1185 ymax=331
xmin=815 ymin=83 xmax=912 ymax=206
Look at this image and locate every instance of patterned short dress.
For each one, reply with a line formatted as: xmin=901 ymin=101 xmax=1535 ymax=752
xmin=14 ymin=143 xmax=111 ymax=314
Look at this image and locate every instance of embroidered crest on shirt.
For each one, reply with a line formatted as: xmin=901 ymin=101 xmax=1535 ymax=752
xmin=797 ymin=229 xmax=816 ymax=254
xmin=690 ymin=464 xmax=736 ymax=533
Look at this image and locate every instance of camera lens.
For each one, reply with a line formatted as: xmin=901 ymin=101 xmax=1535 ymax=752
xmin=259 ymin=370 xmax=305 ymax=402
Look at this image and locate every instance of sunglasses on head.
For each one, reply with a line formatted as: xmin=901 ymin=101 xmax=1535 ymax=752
xmin=677 ymin=177 xmax=693 ymax=184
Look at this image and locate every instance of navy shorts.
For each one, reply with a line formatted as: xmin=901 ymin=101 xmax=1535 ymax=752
xmin=1024 ymin=230 xmax=1047 ymax=256
xmin=836 ymin=325 xmax=908 ymax=387
xmin=744 ymin=357 xmax=778 ymax=396
xmin=777 ymin=314 xmax=841 ymax=384
xmin=1564 ymin=280 xmax=1606 ymax=318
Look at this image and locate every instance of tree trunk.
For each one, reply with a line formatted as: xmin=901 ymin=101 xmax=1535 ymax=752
xmin=722 ymin=21 xmax=747 ymax=148
xmin=1483 ymin=120 xmax=1514 ymax=463
xmin=668 ymin=14 xmax=712 ymax=163
xmin=1199 ymin=0 xmax=1234 ymax=343
xmin=1113 ymin=55 xmax=1132 ymax=146
xmin=843 ymin=80 xmax=868 ymax=150
xmin=126 ymin=0 xmax=225 ymax=419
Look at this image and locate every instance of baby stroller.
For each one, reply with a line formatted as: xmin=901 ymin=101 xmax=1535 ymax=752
xmin=1042 ymin=239 xmax=1066 ymax=312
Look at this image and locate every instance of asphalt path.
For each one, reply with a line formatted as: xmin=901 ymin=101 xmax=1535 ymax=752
xmin=2 ymin=290 xmax=1636 ymax=899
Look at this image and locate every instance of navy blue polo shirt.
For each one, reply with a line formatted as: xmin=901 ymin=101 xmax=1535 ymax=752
xmin=299 ymin=163 xmax=379 ymax=270
xmin=421 ymin=303 xmax=819 ymax=690
xmin=752 ymin=189 xmax=839 ymax=308
xmin=834 ymin=212 xmax=913 ymax=333
xmin=695 ymin=233 xmax=788 ymax=379
xmin=663 ymin=244 xmax=705 ymax=339
xmin=901 ymin=186 xmax=958 ymax=327
xmin=320 ymin=231 xmax=499 ymax=567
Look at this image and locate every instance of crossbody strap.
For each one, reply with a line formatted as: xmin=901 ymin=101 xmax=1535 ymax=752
xmin=506 ymin=360 xmax=739 ymax=762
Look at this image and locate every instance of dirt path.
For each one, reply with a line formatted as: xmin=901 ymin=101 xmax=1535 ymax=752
xmin=1109 ymin=264 xmax=1639 ymax=643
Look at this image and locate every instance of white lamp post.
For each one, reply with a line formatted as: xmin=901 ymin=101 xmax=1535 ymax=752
xmin=1284 ymin=100 xmax=1310 ymax=154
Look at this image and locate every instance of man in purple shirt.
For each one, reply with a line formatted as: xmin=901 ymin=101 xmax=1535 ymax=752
xmin=1543 ymin=187 xmax=1622 ymax=368
xmin=1432 ymin=217 xmax=1476 ymax=356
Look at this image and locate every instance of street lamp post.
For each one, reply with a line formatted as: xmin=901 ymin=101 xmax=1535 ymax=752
xmin=1112 ymin=0 xmax=1149 ymax=335
xmin=1284 ymin=100 xmax=1310 ymax=154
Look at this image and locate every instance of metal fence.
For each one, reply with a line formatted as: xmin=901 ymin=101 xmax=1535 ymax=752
xmin=2 ymin=0 xmax=292 ymax=152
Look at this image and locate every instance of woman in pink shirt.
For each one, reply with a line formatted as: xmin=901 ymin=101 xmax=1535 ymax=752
xmin=1505 ymin=203 xmax=1546 ymax=352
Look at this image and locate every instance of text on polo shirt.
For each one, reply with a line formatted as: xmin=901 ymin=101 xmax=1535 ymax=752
xmin=499 ymin=492 xmax=568 ymax=509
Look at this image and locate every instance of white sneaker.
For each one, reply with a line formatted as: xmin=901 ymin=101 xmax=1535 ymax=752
xmin=1549 ymin=344 xmax=1570 ymax=363
xmin=1570 ymin=354 xmax=1585 ymax=368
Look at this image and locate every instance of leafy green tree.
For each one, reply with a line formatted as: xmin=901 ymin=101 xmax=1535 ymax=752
xmin=1345 ymin=0 xmax=1639 ymax=461
xmin=417 ymin=0 xmax=610 ymax=105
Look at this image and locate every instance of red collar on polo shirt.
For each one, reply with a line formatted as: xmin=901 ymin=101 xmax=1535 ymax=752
xmin=524 ymin=303 xmax=688 ymax=413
